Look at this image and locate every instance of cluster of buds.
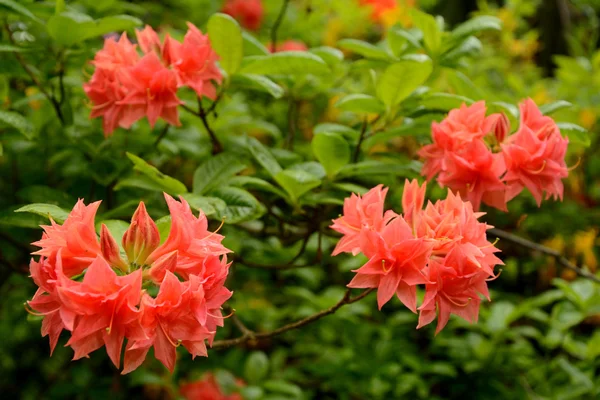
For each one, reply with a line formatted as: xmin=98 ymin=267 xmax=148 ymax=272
xmin=331 ymin=181 xmax=502 ymax=333
xmin=419 ymin=99 xmax=570 ymax=211
xmin=84 ymin=23 xmax=221 ymax=136
xmin=27 ymin=194 xmax=232 ymax=373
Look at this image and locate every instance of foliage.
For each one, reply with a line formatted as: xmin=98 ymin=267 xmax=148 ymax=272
xmin=0 ymin=0 xmax=599 ymax=399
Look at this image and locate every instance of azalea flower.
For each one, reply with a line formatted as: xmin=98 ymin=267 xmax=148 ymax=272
xmin=269 ymin=40 xmax=309 ymax=53
xmin=84 ymin=23 xmax=221 ymax=136
xmin=27 ymin=194 xmax=233 ymax=373
xmin=180 ymin=373 xmax=244 ymax=400
xmin=222 ymin=0 xmax=264 ymax=31
xmin=332 ymin=180 xmax=502 ymax=333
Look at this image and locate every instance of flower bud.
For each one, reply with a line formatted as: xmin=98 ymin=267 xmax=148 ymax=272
xmin=100 ymin=224 xmax=129 ymax=272
xmin=147 ymin=250 xmax=178 ymax=283
xmin=122 ymin=202 xmax=160 ymax=266
xmin=490 ymin=113 xmax=510 ymax=144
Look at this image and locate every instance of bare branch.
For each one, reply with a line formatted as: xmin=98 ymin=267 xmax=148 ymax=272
xmin=212 ymin=288 xmax=374 ymax=349
xmin=270 ymin=0 xmax=290 ymax=51
xmin=488 ymin=228 xmax=600 ymax=284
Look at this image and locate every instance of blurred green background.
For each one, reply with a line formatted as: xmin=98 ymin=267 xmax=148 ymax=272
xmin=1 ymin=0 xmax=600 ymax=399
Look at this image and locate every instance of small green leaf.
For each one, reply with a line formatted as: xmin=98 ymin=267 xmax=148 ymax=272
xmin=311 ymin=132 xmax=350 ymax=178
xmin=240 ymin=52 xmax=330 ymax=76
xmin=47 ymin=11 xmax=94 ymax=46
xmin=337 ymin=39 xmax=393 ymax=61
xmin=246 ymin=137 xmax=282 ymax=177
xmin=228 ymin=176 xmax=287 ymax=198
xmin=274 ymin=169 xmax=322 ymax=203
xmin=0 ymin=0 xmax=42 ymax=23
xmin=335 ymin=94 xmax=385 ymax=114
xmin=242 ymin=31 xmax=269 ymax=56
xmin=180 ymin=193 xmax=226 ymax=217
xmin=539 ymin=100 xmax=572 ymax=115
xmin=410 ymin=9 xmax=441 ymax=54
xmin=337 ymin=160 xmax=421 ymax=179
xmin=309 ymin=46 xmax=344 ymax=66
xmin=125 ymin=153 xmax=188 ymax=194
xmin=0 ymin=110 xmax=34 ymax=139
xmin=244 ymin=352 xmax=270 ymax=385
xmin=231 ymin=74 xmax=284 ymax=98
xmin=557 ymin=122 xmax=590 ymax=147
xmin=208 ymin=13 xmax=243 ymax=75
xmin=0 ymin=44 xmax=31 ymax=52
xmin=421 ymin=93 xmax=474 ymax=111
xmin=450 ymin=16 xmax=502 ymax=40
xmin=87 ymin=15 xmax=142 ymax=39
xmin=376 ymin=55 xmax=433 ymax=108
xmin=209 ymin=187 xmax=265 ymax=224
xmin=15 ymin=203 xmax=70 ymax=223
xmin=314 ymin=123 xmax=359 ymax=142
xmin=96 ymin=219 xmax=129 ymax=246
xmin=192 ymin=153 xmax=246 ymax=195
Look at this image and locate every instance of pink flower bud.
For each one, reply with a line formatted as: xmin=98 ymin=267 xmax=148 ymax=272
xmin=147 ymin=250 xmax=178 ymax=283
xmin=100 ymin=224 xmax=129 ymax=272
xmin=122 ymin=202 xmax=160 ymax=266
xmin=490 ymin=113 xmax=510 ymax=144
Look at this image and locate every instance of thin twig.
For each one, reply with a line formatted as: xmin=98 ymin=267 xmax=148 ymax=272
xmin=211 ymin=288 xmax=374 ymax=349
xmin=285 ymin=97 xmax=297 ymax=150
xmin=353 ymin=118 xmax=368 ymax=163
xmin=153 ymin=124 xmax=170 ymax=147
xmin=235 ymin=233 xmax=312 ymax=270
xmin=4 ymin=22 xmax=65 ymax=124
xmin=181 ymin=102 xmax=223 ymax=154
xmin=271 ymin=0 xmax=290 ymax=51
xmin=488 ymin=228 xmax=600 ymax=284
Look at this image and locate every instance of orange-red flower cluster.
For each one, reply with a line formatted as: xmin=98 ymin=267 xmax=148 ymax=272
xmin=222 ymin=0 xmax=264 ymax=31
xmin=180 ymin=373 xmax=244 ymax=400
xmin=331 ymin=181 xmax=502 ymax=333
xmin=359 ymin=0 xmax=398 ymax=23
xmin=27 ymin=194 xmax=232 ymax=373
xmin=419 ymin=99 xmax=570 ymax=210
xmin=84 ymin=24 xmax=222 ymax=136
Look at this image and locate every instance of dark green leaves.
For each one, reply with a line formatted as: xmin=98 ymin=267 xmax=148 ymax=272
xmin=209 ymin=187 xmax=265 ymax=224
xmin=193 ymin=153 xmax=246 ymax=195
xmin=450 ymin=16 xmax=502 ymax=40
xmin=274 ymin=170 xmax=322 ymax=204
xmin=0 ymin=110 xmax=34 ymax=139
xmin=207 ymin=13 xmax=243 ymax=75
xmin=231 ymin=74 xmax=284 ymax=98
xmin=335 ymin=94 xmax=385 ymax=114
xmin=312 ymin=132 xmax=350 ymax=178
xmin=15 ymin=203 xmax=70 ymax=223
xmin=0 ymin=0 xmax=42 ymax=23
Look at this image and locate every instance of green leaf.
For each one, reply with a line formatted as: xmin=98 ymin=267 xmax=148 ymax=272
xmin=231 ymin=74 xmax=284 ymax=98
xmin=557 ymin=122 xmax=590 ymax=147
xmin=209 ymin=187 xmax=265 ymax=224
xmin=263 ymin=380 xmax=303 ymax=398
xmin=242 ymin=31 xmax=269 ymax=56
xmin=447 ymin=70 xmax=486 ymax=100
xmin=376 ymin=55 xmax=433 ymax=108
xmin=228 ymin=176 xmax=287 ymax=198
xmin=47 ymin=11 xmax=94 ymax=46
xmin=539 ymin=100 xmax=572 ymax=115
xmin=47 ymin=12 xmax=142 ymax=46
xmin=421 ymin=93 xmax=474 ymax=111
xmin=441 ymin=36 xmax=482 ymax=63
xmin=180 ymin=193 xmax=226 ymax=217
xmin=125 ymin=153 xmax=188 ymax=194
xmin=246 ymin=137 xmax=282 ymax=177
xmin=208 ymin=13 xmax=243 ymax=75
xmin=192 ymin=153 xmax=246 ymax=195
xmin=314 ymin=123 xmax=359 ymax=142
xmin=335 ymin=94 xmax=385 ymax=114
xmin=240 ymin=52 xmax=330 ymax=76
xmin=311 ymin=132 xmax=350 ymax=178
xmin=0 ymin=110 xmax=33 ymax=139
xmin=450 ymin=16 xmax=502 ymax=40
xmin=244 ymin=352 xmax=269 ymax=385
xmin=274 ymin=170 xmax=322 ymax=203
xmin=96 ymin=219 xmax=129 ymax=246
xmin=337 ymin=39 xmax=393 ymax=61
xmin=15 ymin=203 xmax=70 ymax=223
xmin=0 ymin=44 xmax=31 ymax=52
xmin=410 ymin=9 xmax=441 ymax=54
xmin=0 ymin=0 xmax=42 ymax=23
xmin=337 ymin=160 xmax=421 ymax=179
xmin=309 ymin=46 xmax=344 ymax=66
xmin=155 ymin=216 xmax=171 ymax=243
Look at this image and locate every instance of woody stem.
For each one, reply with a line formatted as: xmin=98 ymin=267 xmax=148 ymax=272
xmin=271 ymin=0 xmax=290 ymax=51
xmin=488 ymin=228 xmax=600 ymax=284
xmin=181 ymin=102 xmax=223 ymax=154
xmin=211 ymin=288 xmax=374 ymax=349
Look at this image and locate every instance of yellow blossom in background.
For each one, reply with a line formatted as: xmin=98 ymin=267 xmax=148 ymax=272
xmin=323 ymin=17 xmax=344 ymax=47
xmin=578 ymin=107 xmax=597 ymax=130
xmin=25 ymin=87 xmax=41 ymax=110
xmin=573 ymin=229 xmax=598 ymax=271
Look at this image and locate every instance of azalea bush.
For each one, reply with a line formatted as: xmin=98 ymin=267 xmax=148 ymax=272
xmin=1 ymin=0 xmax=600 ymax=399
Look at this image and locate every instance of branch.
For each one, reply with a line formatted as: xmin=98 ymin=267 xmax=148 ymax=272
xmin=211 ymin=288 xmax=374 ymax=349
xmin=353 ymin=118 xmax=368 ymax=163
xmin=488 ymin=228 xmax=600 ymax=284
xmin=4 ymin=23 xmax=65 ymax=125
xmin=181 ymin=102 xmax=223 ymax=154
xmin=270 ymin=0 xmax=290 ymax=51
